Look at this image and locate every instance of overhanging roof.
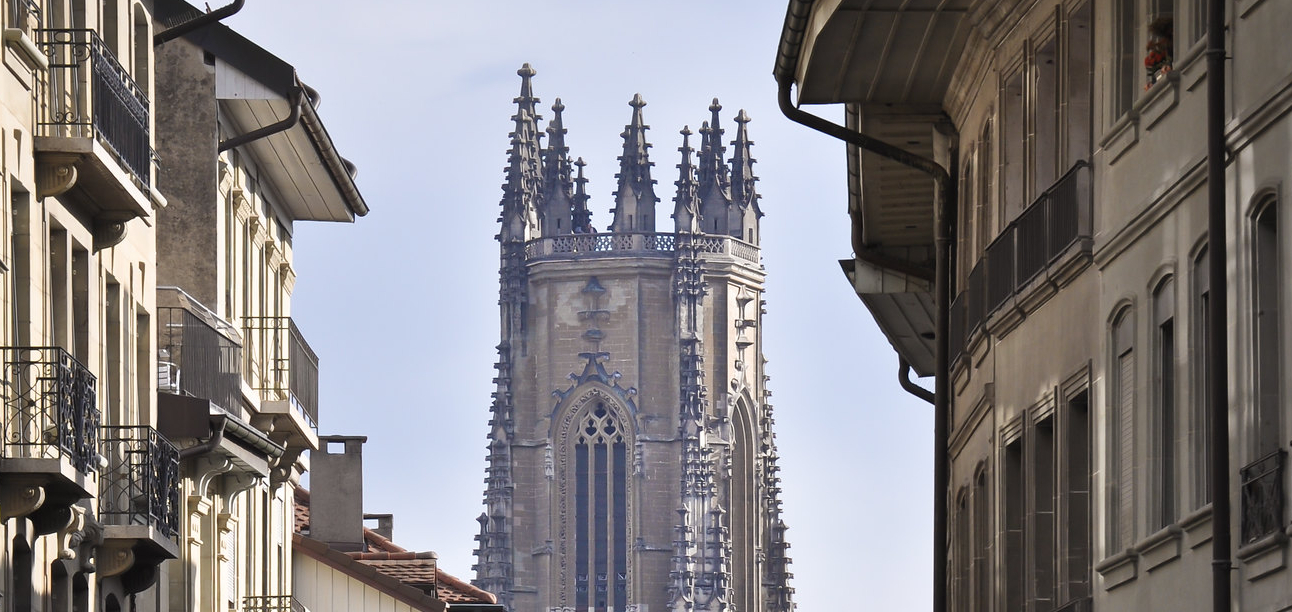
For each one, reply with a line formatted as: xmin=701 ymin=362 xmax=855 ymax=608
xmin=154 ymin=0 xmax=369 ymax=222
xmin=776 ymin=0 xmax=974 ymax=106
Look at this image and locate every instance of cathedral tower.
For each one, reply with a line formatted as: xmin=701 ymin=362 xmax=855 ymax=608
xmin=476 ymin=65 xmax=794 ymax=612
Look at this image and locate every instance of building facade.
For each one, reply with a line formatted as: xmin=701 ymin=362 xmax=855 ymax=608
xmin=474 ymin=66 xmax=794 ymax=612
xmin=151 ymin=1 xmax=368 ymax=610
xmin=0 ymin=0 xmax=176 ymax=610
xmin=777 ymin=0 xmax=1292 ymax=610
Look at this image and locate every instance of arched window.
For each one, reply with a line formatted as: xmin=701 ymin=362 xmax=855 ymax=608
xmin=1151 ymin=276 xmax=1177 ymax=530
xmin=1109 ymin=306 xmax=1136 ymax=551
xmin=1252 ymin=201 xmax=1280 ymax=458
xmin=568 ymin=398 xmax=631 ymax=612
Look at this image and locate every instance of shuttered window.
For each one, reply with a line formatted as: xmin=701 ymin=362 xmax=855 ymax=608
xmin=1110 ymin=309 xmax=1135 ymax=551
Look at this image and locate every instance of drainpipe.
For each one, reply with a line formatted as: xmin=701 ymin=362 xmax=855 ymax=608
xmin=1206 ymin=0 xmax=1231 ymax=610
xmin=178 ymin=414 xmax=227 ymax=460
xmin=218 ymin=87 xmax=303 ymax=153
xmin=153 ymin=0 xmax=246 ymax=46
xmin=900 ymin=358 xmax=936 ymax=405
xmin=778 ymin=80 xmax=953 ymax=612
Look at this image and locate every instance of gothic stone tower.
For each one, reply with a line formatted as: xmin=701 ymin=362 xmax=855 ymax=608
xmin=475 ymin=65 xmax=794 ymax=612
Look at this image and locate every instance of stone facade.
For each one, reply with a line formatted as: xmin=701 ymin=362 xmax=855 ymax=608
xmin=778 ymin=0 xmax=1292 ymax=610
xmin=475 ymin=65 xmax=794 ymax=612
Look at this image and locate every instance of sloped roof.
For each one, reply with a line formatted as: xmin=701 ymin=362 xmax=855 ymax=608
xmin=293 ymin=487 xmax=497 ymax=605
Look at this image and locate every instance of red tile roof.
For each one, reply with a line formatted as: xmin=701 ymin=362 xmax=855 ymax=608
xmin=293 ymin=487 xmax=496 ymax=605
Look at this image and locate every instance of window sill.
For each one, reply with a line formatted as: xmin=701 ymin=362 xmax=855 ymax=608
xmin=1236 ymin=530 xmax=1288 ymax=581
xmin=1179 ymin=503 xmax=1213 ymax=549
xmin=1136 ymin=524 xmax=1184 ymax=572
xmin=1095 ymin=548 xmax=1138 ymax=590
xmin=2 ymin=28 xmax=47 ymax=72
xmin=1099 ymin=112 xmax=1139 ymax=165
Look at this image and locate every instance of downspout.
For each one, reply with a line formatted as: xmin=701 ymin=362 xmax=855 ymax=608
xmin=153 ymin=0 xmax=246 ymax=46
xmin=900 ymin=358 xmax=936 ymax=405
xmin=1206 ymin=0 xmax=1231 ymax=610
xmin=777 ymin=80 xmax=953 ymax=612
xmin=218 ymin=87 xmax=303 ymax=153
xmin=178 ymin=414 xmax=227 ymax=460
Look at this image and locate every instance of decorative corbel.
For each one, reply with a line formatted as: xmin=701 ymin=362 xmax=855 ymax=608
xmin=96 ymin=540 xmax=135 ymax=578
xmin=269 ymin=447 xmax=304 ymax=487
xmin=0 ymin=485 xmax=45 ymax=520
xmin=217 ymin=471 xmax=260 ymax=509
xmin=232 ymin=187 xmax=253 ymax=222
xmin=72 ymin=514 xmax=103 ymax=573
xmin=55 ymin=505 xmax=87 ymax=560
xmin=36 ymin=160 xmax=77 ymax=198
xmin=190 ymin=455 xmax=234 ymax=508
xmin=93 ymin=217 xmax=129 ymax=251
xmin=279 ymin=262 xmax=296 ymax=294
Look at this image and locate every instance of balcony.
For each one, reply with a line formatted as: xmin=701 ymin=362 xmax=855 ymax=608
xmin=33 ymin=28 xmax=153 ymax=222
xmin=242 ymin=317 xmax=319 ymax=450
xmin=954 ymin=162 xmax=1093 ymax=355
xmin=98 ymin=426 xmax=180 ymax=575
xmin=523 ymin=231 xmax=760 ymax=264
xmin=244 ymin=595 xmax=306 ymax=612
xmin=0 ymin=347 xmax=99 ymax=517
xmin=1240 ymin=450 xmax=1285 ymax=545
xmin=157 ymin=288 xmax=243 ymax=415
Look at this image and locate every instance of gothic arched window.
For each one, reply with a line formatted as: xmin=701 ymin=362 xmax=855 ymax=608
xmin=570 ymin=400 xmax=631 ymax=612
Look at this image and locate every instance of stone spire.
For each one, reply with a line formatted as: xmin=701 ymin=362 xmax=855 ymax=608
xmin=540 ymin=98 xmax=574 ymax=236
xmin=729 ymin=109 xmax=762 ymax=244
xmin=499 ymin=63 xmax=544 ymax=244
xmin=673 ymin=126 xmax=700 ymax=234
xmin=697 ymin=99 xmax=732 ymax=236
xmin=572 ymin=157 xmax=593 ymax=233
xmin=609 ymin=94 xmax=658 ymax=232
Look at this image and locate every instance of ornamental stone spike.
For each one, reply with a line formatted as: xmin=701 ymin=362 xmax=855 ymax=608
xmin=673 ymin=126 xmax=700 ymax=234
xmin=540 ymin=98 xmax=574 ymax=236
xmin=572 ymin=157 xmax=593 ymax=232
xmin=610 ymin=93 xmax=657 ymax=233
xmin=729 ymin=108 xmax=762 ymax=244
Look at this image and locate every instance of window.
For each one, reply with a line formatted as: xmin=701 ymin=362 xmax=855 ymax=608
xmin=1060 ymin=390 xmax=1092 ymax=604
xmin=977 ymin=118 xmax=994 ymax=250
xmin=1192 ymin=246 xmax=1212 ymax=507
xmin=1031 ymin=416 xmax=1056 ymax=607
xmin=1002 ymin=70 xmax=1026 ymax=222
xmin=1109 ymin=307 xmax=1136 ymax=551
xmin=953 ymin=490 xmax=970 ymax=612
xmin=1151 ymin=277 xmax=1177 ymax=529
xmin=1187 ymin=0 xmax=1207 ymax=47
xmin=1252 ymin=202 xmax=1280 ymax=458
xmin=1113 ymin=0 xmax=1139 ymax=118
xmin=1114 ymin=0 xmax=1175 ymax=119
xmin=971 ymin=468 xmax=991 ymax=611
xmin=1003 ymin=437 xmax=1024 ymax=610
xmin=1033 ymin=37 xmax=1059 ymax=192
xmin=572 ymin=401 xmax=629 ymax=612
xmin=959 ymin=154 xmax=975 ymax=281
xmin=1066 ymin=2 xmax=1093 ymax=166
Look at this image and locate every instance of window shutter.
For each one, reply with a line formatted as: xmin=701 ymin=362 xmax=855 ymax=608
xmin=1117 ymin=350 xmax=1135 ymax=548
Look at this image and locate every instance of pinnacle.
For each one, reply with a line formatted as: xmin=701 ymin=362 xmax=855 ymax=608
xmin=709 ymin=97 xmax=722 ymax=113
xmin=735 ymin=109 xmax=750 ymax=124
xmin=517 ymin=63 xmax=536 ymax=78
xmin=630 ymin=93 xmax=647 ymax=109
xmin=552 ymin=98 xmax=565 ymax=114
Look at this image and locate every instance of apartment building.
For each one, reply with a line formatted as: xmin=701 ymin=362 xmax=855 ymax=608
xmin=777 ymin=0 xmax=1292 ymax=610
xmin=150 ymin=1 xmax=367 ymax=611
xmin=0 ymin=0 xmax=177 ymax=610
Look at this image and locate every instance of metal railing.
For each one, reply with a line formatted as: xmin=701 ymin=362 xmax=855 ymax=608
xmin=99 ymin=426 xmax=180 ymax=539
xmin=243 ymin=595 xmax=305 ymax=612
xmin=0 ymin=347 xmax=99 ymax=474
xmin=985 ymin=225 xmax=1015 ymax=314
xmin=158 ymin=301 xmax=243 ymax=414
xmin=241 ymin=317 xmax=318 ymax=430
xmin=524 ymin=231 xmax=759 ymax=263
xmin=6 ymin=0 xmax=40 ymax=32
xmin=960 ymin=161 xmax=1092 ymax=335
xmin=1240 ymin=449 xmax=1285 ymax=545
xmin=34 ymin=29 xmax=150 ymax=189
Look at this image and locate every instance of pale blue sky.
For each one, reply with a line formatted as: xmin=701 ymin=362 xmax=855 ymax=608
xmin=226 ymin=2 xmax=933 ymax=609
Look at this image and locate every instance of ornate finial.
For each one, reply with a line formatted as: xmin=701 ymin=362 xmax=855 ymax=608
xmin=709 ymin=97 xmax=722 ymax=113
xmin=674 ymin=126 xmax=699 ymax=233
xmin=540 ymin=97 xmax=574 ymax=236
xmin=611 ymin=93 xmax=657 ymax=232
xmin=552 ymin=97 xmax=564 ymax=113
xmin=573 ymin=157 xmax=592 ymax=232
xmin=735 ymin=108 xmax=750 ymax=124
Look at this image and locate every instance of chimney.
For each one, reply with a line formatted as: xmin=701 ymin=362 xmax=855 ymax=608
xmin=364 ymin=513 xmax=394 ymax=541
xmin=311 ymin=435 xmax=367 ymax=552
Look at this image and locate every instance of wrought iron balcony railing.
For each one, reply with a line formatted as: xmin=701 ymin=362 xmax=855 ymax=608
xmin=1 ymin=347 xmax=99 ymax=474
xmin=34 ymin=28 xmax=150 ymax=189
xmin=243 ymin=595 xmax=305 ymax=612
xmin=7 ymin=0 xmax=41 ymax=32
xmin=99 ymin=426 xmax=180 ymax=539
xmin=241 ymin=317 xmax=318 ymax=431
xmin=1240 ymin=449 xmax=1285 ymax=545
xmin=158 ymin=291 xmax=243 ymax=414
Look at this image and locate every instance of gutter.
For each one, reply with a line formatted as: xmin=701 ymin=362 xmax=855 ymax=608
xmin=899 ymin=358 xmax=935 ymax=405
xmin=219 ymin=86 xmax=304 ymax=153
xmin=776 ymin=5 xmax=953 ymax=611
xmin=298 ymin=88 xmax=370 ymax=217
xmin=154 ymin=0 xmax=246 ymax=46
xmin=178 ymin=414 xmax=227 ymax=459
xmin=1205 ymin=0 xmax=1231 ymax=610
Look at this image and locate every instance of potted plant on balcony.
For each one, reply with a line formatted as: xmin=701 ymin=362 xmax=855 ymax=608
xmin=1145 ymin=16 xmax=1173 ymax=89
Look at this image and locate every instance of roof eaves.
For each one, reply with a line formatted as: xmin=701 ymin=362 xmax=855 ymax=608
xmin=293 ymin=534 xmax=446 ymax=612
